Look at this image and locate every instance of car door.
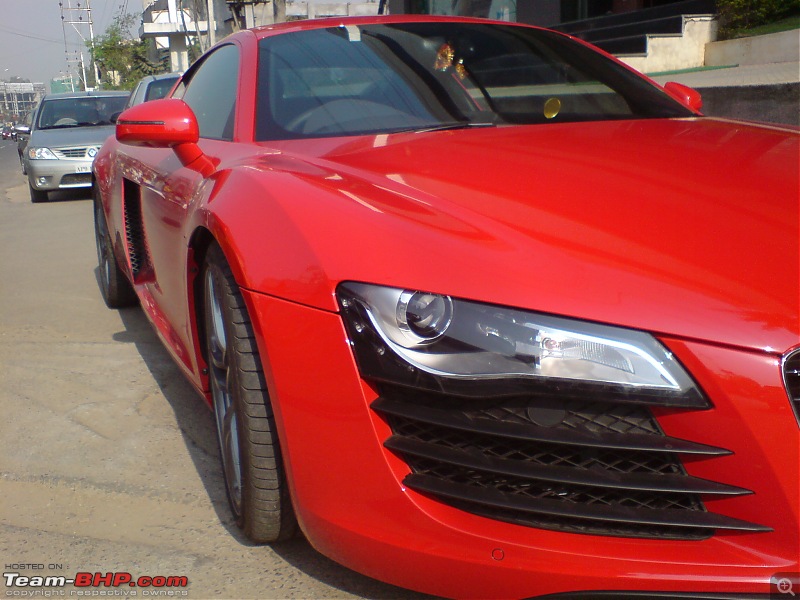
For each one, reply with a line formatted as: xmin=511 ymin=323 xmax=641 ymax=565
xmin=116 ymin=43 xmax=241 ymax=376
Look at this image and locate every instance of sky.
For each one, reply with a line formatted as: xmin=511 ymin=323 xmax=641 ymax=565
xmin=0 ymin=0 xmax=135 ymax=84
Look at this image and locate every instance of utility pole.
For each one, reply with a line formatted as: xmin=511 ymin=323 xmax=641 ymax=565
xmin=60 ymin=0 xmax=101 ymax=90
xmin=207 ymin=0 xmax=216 ymax=46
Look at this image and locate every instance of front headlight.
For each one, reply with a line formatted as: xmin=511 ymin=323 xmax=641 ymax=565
xmin=27 ymin=147 xmax=58 ymax=160
xmin=337 ymin=282 xmax=706 ymax=407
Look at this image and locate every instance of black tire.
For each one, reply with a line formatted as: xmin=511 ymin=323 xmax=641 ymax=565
xmin=202 ymin=244 xmax=296 ymax=543
xmin=93 ymin=190 xmax=137 ymax=308
xmin=29 ymin=184 xmax=48 ymax=203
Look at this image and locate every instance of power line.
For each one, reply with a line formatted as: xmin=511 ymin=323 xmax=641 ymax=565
xmin=0 ymin=24 xmax=72 ymax=46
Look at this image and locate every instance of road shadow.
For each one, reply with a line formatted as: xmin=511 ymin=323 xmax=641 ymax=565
xmin=105 ymin=287 xmax=435 ymax=600
xmin=38 ymin=188 xmax=93 ymax=203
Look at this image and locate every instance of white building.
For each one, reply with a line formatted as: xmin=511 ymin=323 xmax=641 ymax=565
xmin=139 ymin=0 xmax=380 ymax=72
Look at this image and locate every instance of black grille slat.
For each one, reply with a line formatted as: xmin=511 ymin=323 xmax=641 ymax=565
xmin=392 ymin=417 xmax=685 ymax=475
xmin=477 ymin=402 xmax=662 ymax=435
xmin=373 ymin=390 xmax=770 ymax=539
xmin=405 ymin=473 xmax=771 ymax=532
xmin=385 ymin=435 xmax=751 ymax=496
xmin=374 ymin=396 xmax=729 ymax=456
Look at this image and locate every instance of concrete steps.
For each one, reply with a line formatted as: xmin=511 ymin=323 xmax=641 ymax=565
xmin=552 ymin=0 xmax=718 ymax=73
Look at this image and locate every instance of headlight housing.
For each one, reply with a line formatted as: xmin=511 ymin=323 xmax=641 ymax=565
xmin=27 ymin=147 xmax=58 ymax=160
xmin=337 ymin=282 xmax=706 ymax=408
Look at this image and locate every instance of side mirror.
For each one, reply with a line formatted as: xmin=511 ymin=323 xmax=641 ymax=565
xmin=116 ymin=99 xmax=214 ymax=176
xmin=14 ymin=125 xmax=30 ymax=135
xmin=664 ymin=81 xmax=703 ymax=112
xmin=116 ymin=98 xmax=199 ymax=147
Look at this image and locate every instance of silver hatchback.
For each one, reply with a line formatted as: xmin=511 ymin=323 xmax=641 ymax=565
xmin=23 ymin=91 xmax=129 ymax=202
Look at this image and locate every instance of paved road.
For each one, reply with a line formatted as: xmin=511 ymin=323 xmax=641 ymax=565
xmin=0 ymin=140 xmax=430 ymax=600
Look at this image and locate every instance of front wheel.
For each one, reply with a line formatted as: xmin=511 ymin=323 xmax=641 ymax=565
xmin=203 ymin=244 xmax=296 ymax=543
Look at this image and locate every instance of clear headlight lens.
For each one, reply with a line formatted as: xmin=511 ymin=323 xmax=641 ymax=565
xmin=337 ymin=282 xmax=706 ymax=407
xmin=27 ymin=147 xmax=58 ymax=160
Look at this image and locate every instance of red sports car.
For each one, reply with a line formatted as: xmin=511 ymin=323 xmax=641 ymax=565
xmin=92 ymin=15 xmax=799 ymax=599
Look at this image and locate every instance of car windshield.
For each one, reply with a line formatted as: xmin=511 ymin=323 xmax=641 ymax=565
xmin=36 ymin=96 xmax=128 ymax=130
xmin=256 ymin=22 xmax=694 ymax=140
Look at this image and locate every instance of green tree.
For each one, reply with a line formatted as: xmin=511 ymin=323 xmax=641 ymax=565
xmin=89 ymin=14 xmax=162 ymax=90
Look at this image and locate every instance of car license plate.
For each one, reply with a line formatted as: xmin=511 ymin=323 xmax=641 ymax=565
xmin=76 ymin=165 xmax=91 ymax=173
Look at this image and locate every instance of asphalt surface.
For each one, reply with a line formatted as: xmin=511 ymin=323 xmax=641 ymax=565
xmin=0 ymin=140 xmax=430 ymax=600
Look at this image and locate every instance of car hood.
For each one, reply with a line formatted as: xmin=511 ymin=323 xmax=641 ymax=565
xmin=30 ymin=125 xmax=115 ymax=149
xmin=264 ymin=117 xmax=799 ymax=352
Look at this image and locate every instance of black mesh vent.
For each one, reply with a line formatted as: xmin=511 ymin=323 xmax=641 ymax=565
xmin=374 ymin=388 xmax=770 ymax=540
xmin=60 ymin=173 xmax=92 ymax=186
xmin=122 ymin=180 xmax=152 ymax=281
xmin=784 ymin=350 xmax=800 ymax=425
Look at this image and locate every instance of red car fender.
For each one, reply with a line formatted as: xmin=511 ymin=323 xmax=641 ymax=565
xmin=191 ymin=166 xmax=342 ymax=311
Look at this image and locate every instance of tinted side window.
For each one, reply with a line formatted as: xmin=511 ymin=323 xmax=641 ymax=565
xmin=180 ymin=45 xmax=239 ymax=140
xmin=127 ymin=81 xmax=147 ymax=109
xmin=145 ymin=77 xmax=180 ymax=102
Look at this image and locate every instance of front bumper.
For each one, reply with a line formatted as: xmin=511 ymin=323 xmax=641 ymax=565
xmin=243 ymin=289 xmax=799 ymax=599
xmin=27 ymin=158 xmax=94 ymax=191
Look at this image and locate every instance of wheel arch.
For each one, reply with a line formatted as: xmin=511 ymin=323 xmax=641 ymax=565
xmin=186 ymin=225 xmax=217 ymax=398
xmin=184 ymin=167 xmax=348 ymax=396
xmin=186 ymin=222 xmax=281 ymax=398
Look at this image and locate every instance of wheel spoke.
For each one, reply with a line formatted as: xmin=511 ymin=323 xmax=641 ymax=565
xmin=206 ymin=277 xmax=227 ymax=370
xmin=205 ymin=268 xmax=243 ymax=515
xmin=222 ymin=401 xmax=242 ymax=507
xmin=95 ymin=208 xmax=112 ymax=289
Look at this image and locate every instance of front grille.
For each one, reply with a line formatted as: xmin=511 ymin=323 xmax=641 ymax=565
xmin=783 ymin=349 xmax=800 ymax=425
xmin=54 ymin=147 xmax=89 ymax=159
xmin=374 ymin=388 xmax=771 ymax=539
xmin=60 ymin=173 xmax=92 ymax=187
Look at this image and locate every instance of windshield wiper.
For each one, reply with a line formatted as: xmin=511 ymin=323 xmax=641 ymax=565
xmin=393 ymin=121 xmax=496 ymax=134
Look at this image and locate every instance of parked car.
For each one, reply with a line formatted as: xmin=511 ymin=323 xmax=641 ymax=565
xmin=93 ymin=16 xmax=799 ymax=599
xmin=124 ymin=72 xmax=181 ymax=109
xmin=15 ymin=111 xmax=33 ymax=174
xmin=23 ymin=90 xmax=129 ymax=202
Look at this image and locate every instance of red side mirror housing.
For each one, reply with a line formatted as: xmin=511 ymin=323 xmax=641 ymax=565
xmin=116 ymin=98 xmax=199 ymax=147
xmin=663 ymin=81 xmax=703 ymax=112
xmin=116 ymin=99 xmax=214 ymax=176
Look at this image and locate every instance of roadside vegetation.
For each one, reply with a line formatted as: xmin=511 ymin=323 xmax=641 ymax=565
xmin=716 ymin=0 xmax=800 ymax=39
xmin=88 ymin=14 xmax=165 ymax=90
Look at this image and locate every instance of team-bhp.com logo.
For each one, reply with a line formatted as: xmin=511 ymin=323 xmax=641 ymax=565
xmin=4 ymin=572 xmax=188 ymax=596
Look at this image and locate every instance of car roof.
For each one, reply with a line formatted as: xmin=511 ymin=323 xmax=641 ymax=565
xmin=134 ymin=72 xmax=181 ymax=86
xmin=41 ymin=90 xmax=130 ymax=100
xmin=247 ymin=14 xmax=543 ymax=40
xmin=151 ymin=72 xmax=181 ymax=81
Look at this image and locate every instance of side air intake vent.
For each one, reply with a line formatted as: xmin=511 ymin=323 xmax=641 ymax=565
xmin=783 ymin=349 xmax=800 ymax=426
xmin=122 ymin=179 xmax=153 ymax=282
